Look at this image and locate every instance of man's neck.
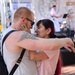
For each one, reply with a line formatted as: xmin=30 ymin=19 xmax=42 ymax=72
xmin=10 ymin=23 xmax=18 ymax=30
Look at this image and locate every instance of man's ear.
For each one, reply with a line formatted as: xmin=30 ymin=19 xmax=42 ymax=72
xmin=21 ymin=17 xmax=26 ymax=22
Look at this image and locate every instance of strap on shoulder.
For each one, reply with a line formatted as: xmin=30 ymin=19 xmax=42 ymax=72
xmin=2 ymin=30 xmax=26 ymax=75
xmin=2 ymin=30 xmax=16 ymax=56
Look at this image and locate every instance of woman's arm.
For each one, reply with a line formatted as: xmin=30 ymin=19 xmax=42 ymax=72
xmin=29 ymin=51 xmax=48 ymax=61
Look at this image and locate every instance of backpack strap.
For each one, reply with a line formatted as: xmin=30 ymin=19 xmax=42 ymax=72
xmin=9 ymin=49 xmax=26 ymax=75
xmin=2 ymin=30 xmax=26 ymax=75
xmin=2 ymin=30 xmax=16 ymax=56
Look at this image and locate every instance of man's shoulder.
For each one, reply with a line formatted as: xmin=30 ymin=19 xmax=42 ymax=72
xmin=9 ymin=31 xmax=29 ymax=40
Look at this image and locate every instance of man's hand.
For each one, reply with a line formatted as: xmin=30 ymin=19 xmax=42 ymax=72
xmin=63 ymin=38 xmax=75 ymax=53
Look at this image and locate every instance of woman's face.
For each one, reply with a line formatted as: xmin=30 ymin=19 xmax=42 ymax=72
xmin=35 ymin=23 xmax=50 ymax=38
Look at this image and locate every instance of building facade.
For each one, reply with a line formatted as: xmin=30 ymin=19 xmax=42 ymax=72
xmin=0 ymin=0 xmax=75 ymax=32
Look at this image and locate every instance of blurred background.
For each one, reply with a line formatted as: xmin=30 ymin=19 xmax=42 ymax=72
xmin=0 ymin=0 xmax=75 ymax=75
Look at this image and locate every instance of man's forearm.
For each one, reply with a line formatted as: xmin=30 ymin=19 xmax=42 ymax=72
xmin=17 ymin=31 xmax=74 ymax=52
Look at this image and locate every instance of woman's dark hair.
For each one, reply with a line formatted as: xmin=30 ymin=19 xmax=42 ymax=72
xmin=36 ymin=19 xmax=56 ymax=38
xmin=54 ymin=56 xmax=62 ymax=75
xmin=36 ymin=19 xmax=62 ymax=75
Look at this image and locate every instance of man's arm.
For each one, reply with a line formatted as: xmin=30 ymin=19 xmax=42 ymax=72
xmin=50 ymin=9 xmax=62 ymax=18
xmin=51 ymin=14 xmax=61 ymax=18
xmin=16 ymin=31 xmax=75 ymax=52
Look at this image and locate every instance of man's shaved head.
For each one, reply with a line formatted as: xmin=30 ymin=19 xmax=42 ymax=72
xmin=14 ymin=7 xmax=34 ymax=21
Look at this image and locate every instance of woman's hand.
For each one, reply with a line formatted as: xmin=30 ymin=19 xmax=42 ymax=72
xmin=18 ymin=17 xmax=31 ymax=33
xmin=20 ymin=24 xmax=31 ymax=33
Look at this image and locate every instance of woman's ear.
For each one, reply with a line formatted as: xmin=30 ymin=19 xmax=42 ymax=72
xmin=47 ymin=28 xmax=51 ymax=34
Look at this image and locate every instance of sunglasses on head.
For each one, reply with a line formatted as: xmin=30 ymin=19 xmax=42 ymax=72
xmin=26 ymin=18 xmax=35 ymax=26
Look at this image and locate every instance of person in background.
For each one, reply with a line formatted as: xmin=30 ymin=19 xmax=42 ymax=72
xmin=2 ymin=7 xmax=75 ymax=75
xmin=60 ymin=21 xmax=70 ymax=37
xmin=29 ymin=19 xmax=62 ymax=75
xmin=6 ymin=16 xmax=12 ymax=28
xmin=50 ymin=5 xmax=61 ymax=19
xmin=50 ymin=5 xmax=62 ymax=32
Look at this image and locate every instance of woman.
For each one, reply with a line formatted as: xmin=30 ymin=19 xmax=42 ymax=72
xmin=29 ymin=19 xmax=62 ymax=75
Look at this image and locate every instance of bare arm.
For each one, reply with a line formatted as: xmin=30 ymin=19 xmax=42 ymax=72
xmin=16 ymin=31 xmax=75 ymax=52
xmin=51 ymin=13 xmax=62 ymax=18
xmin=29 ymin=51 xmax=48 ymax=61
xmin=52 ymin=14 xmax=61 ymax=18
xmin=12 ymin=19 xmax=74 ymax=52
xmin=50 ymin=11 xmax=62 ymax=18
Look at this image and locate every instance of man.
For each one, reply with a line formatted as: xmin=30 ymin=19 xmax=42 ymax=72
xmin=50 ymin=5 xmax=61 ymax=19
xmin=50 ymin=5 xmax=62 ymax=32
xmin=2 ymin=7 xmax=75 ymax=75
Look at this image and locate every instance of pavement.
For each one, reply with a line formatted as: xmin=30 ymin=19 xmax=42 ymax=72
xmin=62 ymin=65 xmax=75 ymax=75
